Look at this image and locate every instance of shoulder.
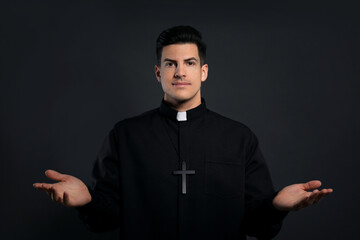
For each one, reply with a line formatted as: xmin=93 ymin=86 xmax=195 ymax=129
xmin=206 ymin=109 xmax=256 ymax=138
xmin=112 ymin=107 xmax=159 ymax=130
xmin=205 ymin=109 xmax=260 ymax=157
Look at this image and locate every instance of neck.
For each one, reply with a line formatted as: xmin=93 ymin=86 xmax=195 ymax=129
xmin=164 ymin=95 xmax=202 ymax=112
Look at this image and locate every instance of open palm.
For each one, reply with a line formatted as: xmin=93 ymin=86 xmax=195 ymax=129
xmin=33 ymin=170 xmax=92 ymax=207
xmin=273 ymin=180 xmax=333 ymax=211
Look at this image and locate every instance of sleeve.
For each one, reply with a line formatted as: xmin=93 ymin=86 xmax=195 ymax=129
xmin=244 ymin=131 xmax=288 ymax=239
xmin=76 ymin=127 xmax=121 ymax=232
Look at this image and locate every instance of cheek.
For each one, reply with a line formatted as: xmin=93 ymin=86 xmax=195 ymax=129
xmin=160 ymin=74 xmax=173 ymax=89
xmin=162 ymin=71 xmax=174 ymax=82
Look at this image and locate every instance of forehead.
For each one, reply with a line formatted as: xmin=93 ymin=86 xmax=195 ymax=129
xmin=161 ymin=43 xmax=199 ymax=61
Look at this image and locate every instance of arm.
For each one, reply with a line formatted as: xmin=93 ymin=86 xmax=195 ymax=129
xmin=33 ymin=127 xmax=121 ymax=232
xmin=244 ymin=132 xmax=288 ymax=239
xmin=76 ymin=128 xmax=122 ymax=232
xmin=243 ymin=132 xmax=334 ymax=238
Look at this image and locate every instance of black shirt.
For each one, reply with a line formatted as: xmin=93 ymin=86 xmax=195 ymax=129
xmin=78 ymin=98 xmax=287 ymax=239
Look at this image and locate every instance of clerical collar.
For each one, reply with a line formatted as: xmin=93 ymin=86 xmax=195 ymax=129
xmin=159 ymin=98 xmax=207 ymax=122
xmin=176 ymin=111 xmax=187 ymax=121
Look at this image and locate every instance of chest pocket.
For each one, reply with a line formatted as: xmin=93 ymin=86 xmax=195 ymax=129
xmin=205 ymin=160 xmax=244 ymax=198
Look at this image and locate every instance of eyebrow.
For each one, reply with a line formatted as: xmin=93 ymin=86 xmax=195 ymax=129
xmin=163 ymin=57 xmax=199 ymax=63
xmin=184 ymin=57 xmax=198 ymax=62
xmin=163 ymin=58 xmax=176 ymax=63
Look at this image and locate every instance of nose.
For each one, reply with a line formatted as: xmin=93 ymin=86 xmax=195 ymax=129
xmin=174 ymin=64 xmax=186 ymax=78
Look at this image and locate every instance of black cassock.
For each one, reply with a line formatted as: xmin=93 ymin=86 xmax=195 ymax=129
xmin=78 ymin=98 xmax=288 ymax=240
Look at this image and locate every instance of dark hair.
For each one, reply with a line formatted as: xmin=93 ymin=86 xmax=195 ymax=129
xmin=156 ymin=25 xmax=207 ymax=66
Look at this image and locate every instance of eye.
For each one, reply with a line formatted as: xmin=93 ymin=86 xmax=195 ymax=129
xmin=165 ymin=62 xmax=174 ymax=67
xmin=187 ymin=61 xmax=196 ymax=66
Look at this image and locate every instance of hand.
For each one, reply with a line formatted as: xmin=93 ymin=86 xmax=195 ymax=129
xmin=272 ymin=180 xmax=333 ymax=211
xmin=33 ymin=170 xmax=92 ymax=207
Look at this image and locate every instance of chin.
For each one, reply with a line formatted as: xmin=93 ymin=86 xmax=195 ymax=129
xmin=164 ymin=90 xmax=200 ymax=104
xmin=171 ymin=95 xmax=196 ymax=104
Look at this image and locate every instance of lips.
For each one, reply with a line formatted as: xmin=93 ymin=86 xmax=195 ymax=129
xmin=172 ymin=81 xmax=191 ymax=86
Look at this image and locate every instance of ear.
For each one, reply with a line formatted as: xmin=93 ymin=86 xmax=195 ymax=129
xmin=201 ymin=64 xmax=208 ymax=82
xmin=154 ymin=65 xmax=161 ymax=83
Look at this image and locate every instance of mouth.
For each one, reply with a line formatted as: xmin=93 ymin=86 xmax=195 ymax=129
xmin=172 ymin=82 xmax=191 ymax=86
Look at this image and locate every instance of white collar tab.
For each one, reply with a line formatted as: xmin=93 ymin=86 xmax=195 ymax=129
xmin=176 ymin=111 xmax=187 ymax=121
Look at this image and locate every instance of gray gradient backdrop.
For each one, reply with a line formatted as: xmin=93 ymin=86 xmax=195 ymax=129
xmin=1 ymin=0 xmax=359 ymax=239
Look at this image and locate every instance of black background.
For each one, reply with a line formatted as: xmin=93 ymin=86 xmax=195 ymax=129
xmin=1 ymin=0 xmax=359 ymax=239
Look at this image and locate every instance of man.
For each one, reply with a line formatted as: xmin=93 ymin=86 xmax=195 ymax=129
xmin=34 ymin=26 xmax=333 ymax=239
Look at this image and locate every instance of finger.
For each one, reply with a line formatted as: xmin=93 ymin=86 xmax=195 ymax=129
xmin=294 ymin=196 xmax=310 ymax=211
xmin=63 ymin=192 xmax=69 ymax=206
xmin=313 ymin=192 xmax=326 ymax=204
xmin=310 ymin=189 xmax=330 ymax=203
xmin=313 ymin=189 xmax=332 ymax=198
xmin=325 ymin=188 xmax=334 ymax=194
xmin=304 ymin=190 xmax=319 ymax=206
xmin=33 ymin=183 xmax=53 ymax=191
xmin=52 ymin=191 xmax=64 ymax=204
xmin=36 ymin=184 xmax=55 ymax=199
xmin=311 ymin=191 xmax=325 ymax=204
xmin=303 ymin=180 xmax=322 ymax=191
xmin=314 ymin=189 xmax=333 ymax=203
xmin=297 ymin=190 xmax=319 ymax=209
xmin=45 ymin=170 xmax=68 ymax=182
xmin=312 ymin=189 xmax=320 ymax=194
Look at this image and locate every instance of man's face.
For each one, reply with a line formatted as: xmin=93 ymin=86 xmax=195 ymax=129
xmin=155 ymin=43 xmax=208 ymax=107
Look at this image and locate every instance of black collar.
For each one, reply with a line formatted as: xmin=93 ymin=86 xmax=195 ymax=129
xmin=159 ymin=98 xmax=207 ymax=121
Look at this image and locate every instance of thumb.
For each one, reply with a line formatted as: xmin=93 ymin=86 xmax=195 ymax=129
xmin=45 ymin=169 xmax=68 ymax=182
xmin=303 ymin=180 xmax=322 ymax=191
